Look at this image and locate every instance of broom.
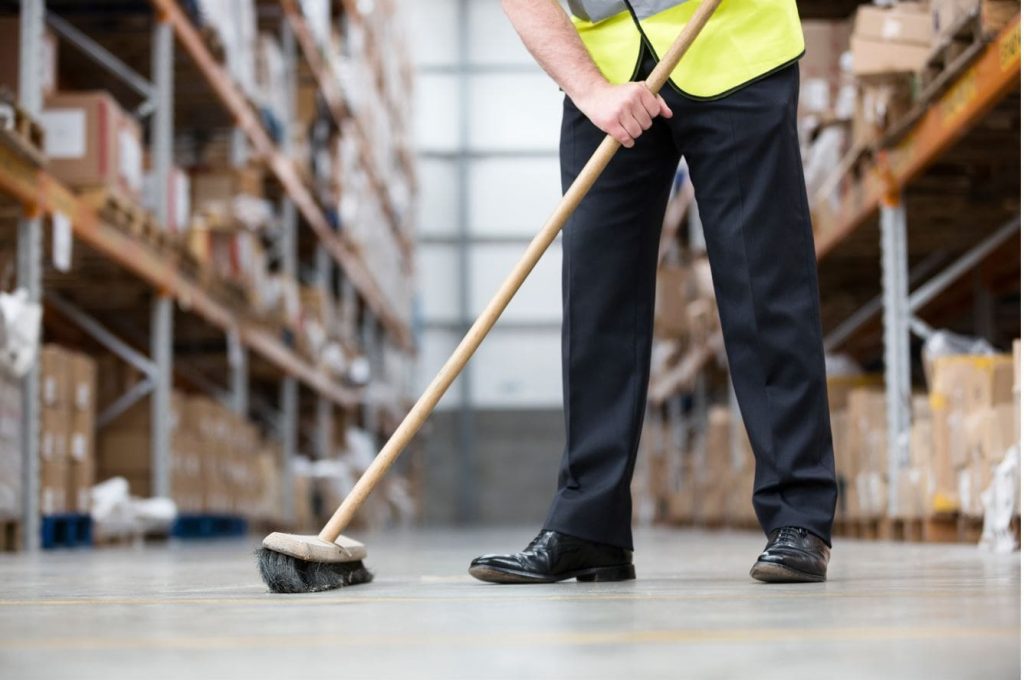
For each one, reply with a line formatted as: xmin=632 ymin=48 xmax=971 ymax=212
xmin=257 ymin=0 xmax=723 ymax=593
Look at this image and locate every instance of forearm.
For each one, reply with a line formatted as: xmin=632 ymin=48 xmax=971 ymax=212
xmin=500 ymin=0 xmax=606 ymax=103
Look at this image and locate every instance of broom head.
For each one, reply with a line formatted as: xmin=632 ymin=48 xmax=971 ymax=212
xmin=257 ymin=533 xmax=373 ymax=593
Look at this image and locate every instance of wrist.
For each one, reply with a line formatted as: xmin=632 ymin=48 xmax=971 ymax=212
xmin=566 ymin=72 xmax=609 ymax=108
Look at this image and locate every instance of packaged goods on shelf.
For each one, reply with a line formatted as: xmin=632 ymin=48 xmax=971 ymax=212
xmin=192 ymin=0 xmax=258 ymax=100
xmin=800 ymin=19 xmax=854 ymax=116
xmin=190 ymin=164 xmax=269 ymax=229
xmin=850 ymin=3 xmax=934 ymax=76
xmin=40 ymin=91 xmax=143 ymax=200
xmin=0 ymin=371 xmax=22 ymax=518
xmin=255 ymin=33 xmax=289 ymax=141
xmin=931 ymin=0 xmax=1021 ymax=37
xmin=852 ymin=76 xmax=916 ymax=148
xmin=928 ymin=354 xmax=1018 ymax=517
xmin=37 ymin=345 xmax=97 ymax=515
xmin=300 ymin=0 xmax=332 ymax=51
xmin=654 ymin=262 xmax=696 ymax=339
xmin=0 ymin=17 xmax=58 ymax=98
xmin=96 ymin=388 xmax=282 ymax=523
xmin=142 ymin=161 xmax=191 ymax=234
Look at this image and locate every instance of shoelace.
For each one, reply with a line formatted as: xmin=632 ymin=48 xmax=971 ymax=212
xmin=776 ymin=526 xmax=807 ymax=544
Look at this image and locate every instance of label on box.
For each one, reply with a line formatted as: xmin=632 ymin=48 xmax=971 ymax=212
xmin=52 ymin=211 xmax=72 ymax=272
xmin=118 ymin=127 xmax=143 ymax=192
xmin=40 ymin=109 xmax=86 ymax=158
xmin=70 ymin=432 xmax=86 ymax=461
xmin=76 ymin=383 xmax=90 ymax=410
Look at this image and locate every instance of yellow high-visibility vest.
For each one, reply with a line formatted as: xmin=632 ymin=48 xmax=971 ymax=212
xmin=570 ymin=0 xmax=805 ymax=99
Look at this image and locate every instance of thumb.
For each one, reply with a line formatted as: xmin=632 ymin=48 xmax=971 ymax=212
xmin=658 ymin=95 xmax=673 ymax=119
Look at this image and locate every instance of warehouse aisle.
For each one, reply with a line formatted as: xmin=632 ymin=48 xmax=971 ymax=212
xmin=0 ymin=528 xmax=1018 ymax=679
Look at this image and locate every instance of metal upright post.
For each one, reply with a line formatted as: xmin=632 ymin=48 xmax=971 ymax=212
xmin=315 ymin=245 xmax=333 ymax=457
xmin=880 ymin=196 xmax=912 ymax=513
xmin=361 ymin=314 xmax=380 ymax=438
xmin=279 ymin=15 xmax=298 ymax=523
xmin=228 ymin=331 xmax=249 ymax=416
xmin=150 ymin=18 xmax=175 ymax=499
xmin=279 ymin=377 xmax=297 ymax=525
xmin=18 ymin=0 xmax=45 ymax=551
xmin=454 ymin=0 xmax=477 ymax=523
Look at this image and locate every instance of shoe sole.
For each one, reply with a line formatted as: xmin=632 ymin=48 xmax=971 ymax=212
xmin=749 ymin=561 xmax=826 ymax=584
xmin=468 ymin=563 xmax=636 ymax=584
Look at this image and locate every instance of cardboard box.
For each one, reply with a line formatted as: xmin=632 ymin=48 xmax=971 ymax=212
xmin=0 ymin=17 xmax=58 ymax=97
xmin=40 ymin=345 xmax=69 ymax=409
xmin=40 ymin=459 xmax=68 ymax=515
xmin=68 ymin=458 xmax=94 ymax=513
xmin=40 ymin=406 xmax=70 ymax=463
xmin=97 ymin=430 xmax=151 ymax=476
xmin=654 ymin=263 xmax=693 ymax=339
xmin=854 ymin=3 xmax=934 ymax=46
xmin=964 ymin=355 xmax=1015 ymax=411
xmin=40 ymin=92 xmax=115 ymax=190
xmin=851 ymin=36 xmax=932 ymax=76
xmin=827 ymin=374 xmax=884 ymax=412
xmin=69 ymin=352 xmax=97 ymax=413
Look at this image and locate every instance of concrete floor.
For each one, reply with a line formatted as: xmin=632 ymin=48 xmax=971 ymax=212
xmin=0 ymin=528 xmax=1019 ymax=680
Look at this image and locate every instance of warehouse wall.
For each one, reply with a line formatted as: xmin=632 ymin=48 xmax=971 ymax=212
xmin=409 ymin=1 xmax=567 ymax=524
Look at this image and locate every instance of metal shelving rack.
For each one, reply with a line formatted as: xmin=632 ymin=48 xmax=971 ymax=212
xmin=4 ymin=0 xmax=418 ymax=548
xmin=650 ymin=12 xmax=1020 ymax=525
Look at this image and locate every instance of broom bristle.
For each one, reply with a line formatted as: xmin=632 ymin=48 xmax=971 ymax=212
xmin=256 ymin=547 xmax=374 ymax=593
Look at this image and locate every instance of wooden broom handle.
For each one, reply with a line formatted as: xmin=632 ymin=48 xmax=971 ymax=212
xmin=319 ymin=0 xmax=723 ymax=543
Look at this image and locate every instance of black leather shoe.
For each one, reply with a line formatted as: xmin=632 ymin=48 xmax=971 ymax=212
xmin=469 ymin=530 xmax=635 ymax=584
xmin=749 ymin=526 xmax=829 ymax=583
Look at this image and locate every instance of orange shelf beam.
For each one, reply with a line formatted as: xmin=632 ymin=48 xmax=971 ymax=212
xmin=0 ymin=141 xmax=360 ymax=408
xmin=280 ymin=0 xmax=415 ymax=260
xmin=150 ymin=0 xmax=411 ymax=349
xmin=814 ymin=17 xmax=1021 ymax=260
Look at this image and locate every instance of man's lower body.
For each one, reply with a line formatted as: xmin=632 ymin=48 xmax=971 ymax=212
xmin=471 ymin=61 xmax=837 ymax=584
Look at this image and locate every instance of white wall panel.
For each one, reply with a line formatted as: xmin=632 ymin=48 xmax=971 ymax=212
xmin=416 ymin=158 xmax=459 ymax=236
xmin=468 ymin=157 xmax=562 ymax=237
xmin=414 ymin=74 xmax=460 ymax=152
xmin=471 ymin=329 xmax=563 ymax=408
xmin=469 ymin=244 xmax=562 ymax=322
xmin=407 ymin=0 xmax=458 ymax=66
xmin=417 ymin=244 xmax=460 ymax=322
xmin=467 ymin=1 xmax=534 ymax=65
xmin=468 ymin=74 xmax=562 ymax=151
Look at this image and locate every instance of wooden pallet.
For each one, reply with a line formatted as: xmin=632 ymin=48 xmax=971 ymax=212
xmin=78 ymin=186 xmax=186 ymax=254
xmin=0 ymin=517 xmax=21 ymax=552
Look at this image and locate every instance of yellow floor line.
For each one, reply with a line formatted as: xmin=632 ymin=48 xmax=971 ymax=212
xmin=0 ymin=626 xmax=1016 ymax=652
xmin=0 ymin=587 xmax=1013 ymax=608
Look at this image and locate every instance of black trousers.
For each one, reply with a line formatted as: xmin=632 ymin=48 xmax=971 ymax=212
xmin=542 ymin=60 xmax=838 ymax=550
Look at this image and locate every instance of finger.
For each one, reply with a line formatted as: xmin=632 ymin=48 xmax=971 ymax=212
xmin=640 ymin=91 xmax=662 ymax=118
xmin=610 ymin=124 xmax=634 ymax=148
xmin=658 ymin=95 xmax=673 ymax=119
xmin=620 ymin=114 xmax=643 ymax=140
xmin=632 ymin=102 xmax=654 ymax=130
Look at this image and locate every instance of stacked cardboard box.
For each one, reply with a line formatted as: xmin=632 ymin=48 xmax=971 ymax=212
xmin=38 ymin=345 xmax=97 ymax=515
xmin=97 ymin=391 xmax=282 ymax=523
xmin=0 ymin=371 xmax=22 ymax=519
xmin=929 ymin=354 xmax=1017 ymax=518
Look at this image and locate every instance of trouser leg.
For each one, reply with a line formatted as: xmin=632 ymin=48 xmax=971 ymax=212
xmin=665 ymin=65 xmax=838 ymax=544
xmin=543 ymin=95 xmax=680 ymax=550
